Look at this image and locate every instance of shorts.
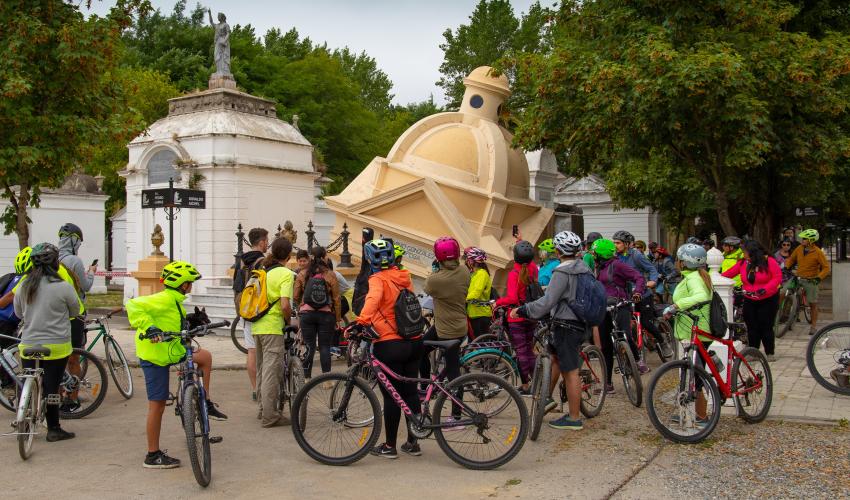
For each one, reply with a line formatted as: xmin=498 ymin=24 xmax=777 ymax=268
xmin=242 ymin=320 xmax=256 ymax=349
xmin=70 ymin=317 xmax=86 ymax=349
xmin=799 ymin=278 xmax=820 ymax=304
xmin=548 ymin=322 xmax=586 ymax=372
xmin=141 ymin=356 xmax=185 ymax=402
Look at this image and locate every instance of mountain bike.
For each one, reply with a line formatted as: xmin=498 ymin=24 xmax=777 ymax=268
xmin=291 ymin=325 xmax=528 ymax=470
xmin=528 ymin=322 xmax=552 ymax=441
xmin=81 ymin=308 xmax=133 ymax=399
xmin=607 ymin=300 xmax=643 ymax=407
xmin=468 ymin=304 xmax=508 ymax=345
xmin=556 ymin=344 xmax=607 ymax=418
xmin=774 ymin=276 xmax=813 ymax=338
xmin=230 ymin=316 xmax=248 ymax=354
xmin=646 ymin=307 xmax=773 ymax=443
xmin=140 ymin=320 xmax=229 ymax=487
xmin=806 ymin=321 xmax=850 ymax=395
xmin=278 ymin=326 xmax=306 ymax=414
xmin=4 ymin=346 xmax=65 ymax=460
xmin=631 ymin=301 xmax=674 ymax=365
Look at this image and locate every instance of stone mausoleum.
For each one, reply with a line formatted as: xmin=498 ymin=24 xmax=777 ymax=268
xmin=327 ymin=67 xmax=553 ymax=285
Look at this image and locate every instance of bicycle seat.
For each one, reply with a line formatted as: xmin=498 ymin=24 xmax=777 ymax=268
xmin=423 ymin=339 xmax=462 ymax=351
xmin=22 ymin=346 xmax=51 ymax=358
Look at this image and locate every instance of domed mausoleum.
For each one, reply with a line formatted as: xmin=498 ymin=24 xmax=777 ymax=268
xmin=326 ymin=67 xmax=553 ymax=283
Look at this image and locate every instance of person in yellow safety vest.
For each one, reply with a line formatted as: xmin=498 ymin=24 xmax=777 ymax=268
xmin=720 ymin=236 xmax=744 ymax=288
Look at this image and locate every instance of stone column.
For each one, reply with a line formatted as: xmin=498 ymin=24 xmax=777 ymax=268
xmin=706 ymin=247 xmax=734 ymax=323
xmin=832 ymin=262 xmax=850 ymax=321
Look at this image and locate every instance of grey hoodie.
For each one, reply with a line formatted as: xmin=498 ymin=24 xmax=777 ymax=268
xmin=14 ymin=276 xmax=79 ymax=348
xmin=523 ymin=258 xmax=592 ymax=323
xmin=58 ymin=234 xmax=93 ymax=299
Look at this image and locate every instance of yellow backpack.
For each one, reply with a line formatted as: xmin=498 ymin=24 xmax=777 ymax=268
xmin=238 ymin=264 xmax=280 ymax=322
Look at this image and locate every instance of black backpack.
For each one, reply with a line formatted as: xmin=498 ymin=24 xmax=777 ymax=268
xmin=709 ymin=290 xmax=728 ymax=337
xmin=303 ymin=272 xmax=331 ymax=309
xmin=524 ymin=280 xmax=544 ymax=304
xmin=393 ymin=286 xmax=425 ymax=339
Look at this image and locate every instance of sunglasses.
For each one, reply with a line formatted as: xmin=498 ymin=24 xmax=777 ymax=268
xmin=782 ymin=243 xmax=791 ymax=247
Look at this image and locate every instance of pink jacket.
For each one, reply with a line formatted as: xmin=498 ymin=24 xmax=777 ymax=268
xmin=721 ymin=257 xmax=782 ymax=300
xmin=496 ymin=261 xmax=539 ymax=323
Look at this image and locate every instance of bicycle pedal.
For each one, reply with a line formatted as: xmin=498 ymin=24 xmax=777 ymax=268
xmin=210 ymin=435 xmax=223 ymax=444
xmin=46 ymin=394 xmax=61 ymax=406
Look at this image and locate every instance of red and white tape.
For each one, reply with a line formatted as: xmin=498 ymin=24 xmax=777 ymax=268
xmin=93 ymin=270 xmax=135 ymax=277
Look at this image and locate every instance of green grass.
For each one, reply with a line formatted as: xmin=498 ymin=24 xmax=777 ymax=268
xmin=86 ymin=291 xmax=124 ymax=309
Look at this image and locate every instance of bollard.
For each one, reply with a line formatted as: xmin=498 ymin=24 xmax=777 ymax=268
xmin=339 ymin=222 xmax=354 ymax=268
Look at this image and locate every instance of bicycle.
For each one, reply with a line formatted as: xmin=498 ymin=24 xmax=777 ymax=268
xmin=774 ymin=276 xmax=813 ymax=338
xmin=555 ymin=343 xmax=607 ymax=418
xmin=606 ymin=300 xmax=643 ymax=407
xmin=291 ymin=325 xmax=529 ymax=470
xmin=528 ymin=321 xmax=552 ymax=441
xmin=645 ymin=307 xmax=773 ymax=443
xmin=139 ymin=319 xmax=230 ymax=487
xmin=230 ymin=316 xmax=248 ymax=354
xmin=805 ymin=321 xmax=850 ymax=395
xmin=5 ymin=346 xmax=62 ymax=460
xmin=81 ymin=307 xmax=133 ymax=399
xmin=278 ymin=326 xmax=306 ymax=414
xmin=0 ymin=333 xmax=108 ymax=419
xmin=630 ymin=300 xmax=674 ymax=365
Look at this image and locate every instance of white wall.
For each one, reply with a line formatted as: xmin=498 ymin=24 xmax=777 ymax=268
xmin=582 ymin=203 xmax=659 ymax=243
xmin=109 ymin=208 xmax=127 ymax=287
xmin=0 ymin=191 xmax=107 ymax=293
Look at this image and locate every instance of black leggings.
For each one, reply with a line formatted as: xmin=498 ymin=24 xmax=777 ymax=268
xmin=22 ymin=356 xmax=68 ymax=429
xmin=468 ymin=317 xmax=490 ymax=341
xmin=743 ymin=294 xmax=779 ymax=356
xmin=419 ymin=326 xmax=462 ymax=417
xmin=300 ymin=311 xmax=336 ymax=378
xmin=373 ymin=339 xmax=423 ymax=447
xmin=637 ymin=297 xmax=664 ymax=344
xmin=601 ymin=307 xmax=633 ymax=385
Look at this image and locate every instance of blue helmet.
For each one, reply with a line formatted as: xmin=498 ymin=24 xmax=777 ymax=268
xmin=364 ymin=239 xmax=395 ymax=273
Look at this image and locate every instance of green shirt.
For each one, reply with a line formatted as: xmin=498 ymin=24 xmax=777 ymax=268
xmin=252 ymin=266 xmax=295 ymax=335
xmin=126 ymin=287 xmax=187 ymax=366
xmin=466 ymin=268 xmax=492 ymax=319
xmin=721 ymin=249 xmax=744 ymax=287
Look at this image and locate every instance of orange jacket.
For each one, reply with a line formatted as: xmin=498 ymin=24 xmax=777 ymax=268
xmin=356 ymin=267 xmax=414 ymax=342
xmin=785 ymin=244 xmax=830 ymax=280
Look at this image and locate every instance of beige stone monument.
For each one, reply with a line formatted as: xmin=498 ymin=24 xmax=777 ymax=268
xmin=326 ymin=66 xmax=553 ymax=285
xmin=132 ymin=226 xmax=170 ymax=297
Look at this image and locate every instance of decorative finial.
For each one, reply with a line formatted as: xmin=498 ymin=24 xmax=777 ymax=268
xmin=151 ymin=224 xmax=165 ymax=256
xmin=280 ymin=220 xmax=298 ymax=244
xmin=292 ymin=114 xmax=300 ymax=131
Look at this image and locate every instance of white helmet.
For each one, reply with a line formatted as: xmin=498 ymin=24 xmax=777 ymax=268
xmin=676 ymin=243 xmax=707 ymax=269
xmin=553 ymin=231 xmax=582 ymax=256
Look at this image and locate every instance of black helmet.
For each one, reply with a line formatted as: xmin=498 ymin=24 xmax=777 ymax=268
xmin=59 ymin=223 xmax=83 ymax=241
xmin=721 ymin=236 xmax=742 ymax=247
xmin=612 ymin=230 xmax=634 ymax=244
xmin=686 ymin=236 xmax=701 ymax=245
xmin=585 ymin=232 xmax=603 ymax=246
xmin=513 ymin=240 xmax=535 ymax=264
xmin=30 ymin=242 xmax=59 ymax=268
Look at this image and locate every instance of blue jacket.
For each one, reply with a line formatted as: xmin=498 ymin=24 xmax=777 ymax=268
xmin=538 ymin=258 xmax=560 ymax=287
xmin=618 ymin=248 xmax=658 ymax=297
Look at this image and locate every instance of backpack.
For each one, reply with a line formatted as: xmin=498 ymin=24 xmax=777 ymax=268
xmin=233 ymin=258 xmax=262 ymax=310
xmin=568 ymin=271 xmax=607 ymax=326
xmin=393 ymin=285 xmax=425 ymax=339
xmin=303 ymin=272 xmax=331 ymax=309
xmin=238 ymin=264 xmax=281 ymax=322
xmin=709 ymin=290 xmax=728 ymax=338
xmin=0 ymin=273 xmax=19 ymax=323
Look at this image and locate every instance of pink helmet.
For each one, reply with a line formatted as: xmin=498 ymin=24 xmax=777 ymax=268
xmin=434 ymin=237 xmax=461 ymax=262
xmin=463 ymin=246 xmax=487 ymax=264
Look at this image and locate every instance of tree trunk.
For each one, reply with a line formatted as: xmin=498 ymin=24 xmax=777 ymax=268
xmin=15 ymin=184 xmax=30 ymax=250
xmin=714 ymin=188 xmax=738 ymax=237
xmin=751 ymin=209 xmax=775 ymax=251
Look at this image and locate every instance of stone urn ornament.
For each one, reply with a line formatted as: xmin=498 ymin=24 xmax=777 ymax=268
xmin=151 ymin=224 xmax=165 ymax=256
xmin=280 ymin=220 xmax=298 ymax=245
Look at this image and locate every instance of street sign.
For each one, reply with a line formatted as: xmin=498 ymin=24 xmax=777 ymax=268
xmin=141 ymin=188 xmax=173 ymax=209
xmin=174 ymin=189 xmax=206 ymax=209
xmin=794 ymin=207 xmax=819 ymax=217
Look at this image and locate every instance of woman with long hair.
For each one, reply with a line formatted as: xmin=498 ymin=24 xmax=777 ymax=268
xmin=722 ymin=239 xmax=782 ymax=361
xmin=294 ymin=246 xmax=341 ymax=378
xmin=13 ymin=243 xmax=79 ymax=442
xmin=463 ymin=246 xmax=492 ymax=340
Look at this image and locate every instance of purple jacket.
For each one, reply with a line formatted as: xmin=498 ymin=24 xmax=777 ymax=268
xmin=596 ymin=258 xmax=646 ymax=299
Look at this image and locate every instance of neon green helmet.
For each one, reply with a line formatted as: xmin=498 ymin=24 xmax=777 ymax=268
xmin=160 ymin=261 xmax=201 ymax=289
xmin=537 ymin=239 xmax=555 ymax=254
xmin=799 ymin=228 xmax=819 ymax=242
xmin=591 ymin=238 xmax=616 ymax=260
xmin=15 ymin=247 xmax=33 ymax=274
xmin=393 ymin=244 xmax=405 ymax=260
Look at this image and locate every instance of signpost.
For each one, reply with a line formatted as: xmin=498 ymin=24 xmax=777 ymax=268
xmin=141 ymin=179 xmax=207 ymax=261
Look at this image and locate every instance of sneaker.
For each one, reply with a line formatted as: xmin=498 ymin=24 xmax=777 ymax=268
xmin=660 ymin=343 xmax=674 ymax=359
xmin=809 ymin=327 xmax=817 ymax=336
xmin=548 ymin=415 xmax=583 ymax=431
xmin=59 ymin=399 xmax=81 ymax=414
xmin=46 ymin=427 xmax=75 ymax=442
xmin=518 ymin=386 xmax=532 ymax=397
xmin=206 ymin=401 xmax=228 ymax=421
xmin=400 ymin=441 xmax=422 ymax=456
xmin=442 ymin=415 xmax=466 ymax=431
xmin=143 ymin=450 xmax=181 ymax=469
xmin=638 ymin=360 xmax=649 ymax=374
xmin=544 ymin=397 xmax=557 ymax=414
xmin=767 ymin=354 xmax=777 ymax=363
xmin=670 ymin=415 xmax=709 ymax=427
xmin=369 ymin=443 xmax=398 ymax=459
xmin=605 ymin=383 xmax=616 ymax=394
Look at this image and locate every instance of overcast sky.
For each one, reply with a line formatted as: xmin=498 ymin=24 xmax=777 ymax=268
xmin=83 ymin=0 xmax=542 ymax=105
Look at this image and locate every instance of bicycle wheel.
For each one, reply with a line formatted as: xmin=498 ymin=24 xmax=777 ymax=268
xmin=433 ymin=372 xmax=528 ymax=470
xmin=732 ymin=347 xmax=773 ymax=422
xmin=59 ymin=349 xmax=107 ymax=419
xmin=774 ymin=291 xmax=797 ymax=338
xmin=803 ymin=302 xmax=812 ymax=325
xmin=230 ymin=317 xmax=248 ymax=354
xmin=579 ymin=345 xmax=606 ymax=418
xmin=282 ymin=356 xmax=305 ymax=412
xmin=462 ymin=349 xmax=519 ymax=388
xmin=646 ymin=360 xmax=721 ymax=444
xmin=806 ymin=322 xmax=850 ymax=396
xmin=290 ymin=373 xmax=382 ymax=466
xmin=104 ymin=336 xmax=133 ymax=399
xmin=469 ymin=333 xmax=498 ymax=345
xmin=528 ymin=355 xmax=545 ymax=442
xmin=655 ymin=319 xmax=675 ymax=363
xmin=617 ymin=341 xmax=643 ymax=407
xmin=182 ymin=383 xmax=211 ymax=487
xmin=17 ymin=378 xmax=37 ymax=460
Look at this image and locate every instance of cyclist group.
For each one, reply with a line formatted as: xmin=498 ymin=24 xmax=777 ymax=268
xmin=3 ymin=219 xmax=829 ymax=469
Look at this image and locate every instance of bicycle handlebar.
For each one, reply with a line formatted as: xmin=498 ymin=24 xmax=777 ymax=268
xmin=140 ymin=320 xmax=230 ymax=340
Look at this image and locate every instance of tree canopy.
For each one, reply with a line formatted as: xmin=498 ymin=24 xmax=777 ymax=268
xmin=512 ymin=0 xmax=850 ymax=244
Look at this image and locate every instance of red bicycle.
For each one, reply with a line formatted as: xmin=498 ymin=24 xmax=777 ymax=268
xmin=645 ymin=306 xmax=773 ymax=443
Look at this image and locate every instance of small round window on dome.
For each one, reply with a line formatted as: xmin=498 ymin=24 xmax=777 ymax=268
xmin=470 ymin=94 xmax=484 ymax=109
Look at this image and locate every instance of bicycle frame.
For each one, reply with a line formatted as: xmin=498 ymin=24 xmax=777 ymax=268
xmin=685 ymin=321 xmax=764 ymax=400
xmin=176 ymin=338 xmax=209 ymax=434
xmin=84 ymin=323 xmax=107 ymax=352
